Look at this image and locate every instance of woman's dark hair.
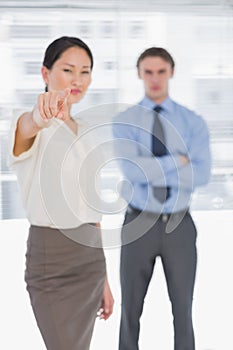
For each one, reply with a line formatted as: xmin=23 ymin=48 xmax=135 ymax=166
xmin=136 ymin=47 xmax=175 ymax=69
xmin=42 ymin=36 xmax=93 ymax=91
xmin=43 ymin=36 xmax=93 ymax=70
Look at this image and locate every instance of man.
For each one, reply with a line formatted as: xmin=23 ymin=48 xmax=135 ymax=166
xmin=112 ymin=47 xmax=211 ymax=350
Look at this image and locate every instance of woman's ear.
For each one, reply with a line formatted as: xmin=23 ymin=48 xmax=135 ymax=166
xmin=41 ymin=66 xmax=49 ymax=85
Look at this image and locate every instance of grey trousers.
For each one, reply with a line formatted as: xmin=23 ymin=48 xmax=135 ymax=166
xmin=25 ymin=224 xmax=106 ymax=350
xmin=119 ymin=209 xmax=197 ymax=350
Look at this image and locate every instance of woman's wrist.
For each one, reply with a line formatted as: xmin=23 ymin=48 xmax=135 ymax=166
xmin=32 ymin=105 xmax=53 ymax=129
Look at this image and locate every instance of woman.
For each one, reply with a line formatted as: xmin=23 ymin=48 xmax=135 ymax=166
xmin=8 ymin=36 xmax=114 ymax=350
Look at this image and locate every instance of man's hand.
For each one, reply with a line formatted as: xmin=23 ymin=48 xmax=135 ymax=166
xmin=97 ymin=277 xmax=114 ymax=321
xmin=180 ymin=154 xmax=189 ymax=166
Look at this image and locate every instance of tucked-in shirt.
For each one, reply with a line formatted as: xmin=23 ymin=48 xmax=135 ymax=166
xmin=8 ymin=114 xmax=104 ymax=229
xmin=112 ymin=96 xmax=211 ymax=213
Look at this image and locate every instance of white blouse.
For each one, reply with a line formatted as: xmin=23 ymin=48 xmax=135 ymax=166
xmin=8 ymin=115 xmax=104 ymax=229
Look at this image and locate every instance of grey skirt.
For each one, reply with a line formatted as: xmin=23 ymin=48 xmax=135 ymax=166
xmin=25 ymin=224 xmax=106 ymax=350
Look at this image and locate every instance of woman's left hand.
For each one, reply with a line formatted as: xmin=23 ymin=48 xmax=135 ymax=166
xmin=97 ymin=277 xmax=114 ymax=320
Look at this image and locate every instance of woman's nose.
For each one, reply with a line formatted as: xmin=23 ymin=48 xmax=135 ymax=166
xmin=72 ymin=72 xmax=82 ymax=85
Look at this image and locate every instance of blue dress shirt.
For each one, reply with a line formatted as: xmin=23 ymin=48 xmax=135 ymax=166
xmin=112 ymin=96 xmax=211 ymax=213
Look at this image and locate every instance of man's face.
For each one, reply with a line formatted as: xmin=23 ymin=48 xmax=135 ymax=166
xmin=138 ymin=56 xmax=174 ymax=103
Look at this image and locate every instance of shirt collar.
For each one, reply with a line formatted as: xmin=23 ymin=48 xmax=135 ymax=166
xmin=139 ymin=95 xmax=175 ymax=114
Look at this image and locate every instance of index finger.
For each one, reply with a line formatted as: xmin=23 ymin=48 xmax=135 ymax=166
xmin=58 ymin=88 xmax=71 ymax=102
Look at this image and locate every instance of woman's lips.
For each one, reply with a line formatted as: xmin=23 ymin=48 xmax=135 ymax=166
xmin=71 ymin=89 xmax=81 ymax=95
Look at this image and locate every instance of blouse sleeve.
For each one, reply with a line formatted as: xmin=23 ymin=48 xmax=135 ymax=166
xmin=8 ymin=111 xmax=41 ymax=169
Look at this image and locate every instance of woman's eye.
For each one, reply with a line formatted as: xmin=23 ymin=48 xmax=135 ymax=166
xmin=82 ymin=71 xmax=90 ymax=74
xmin=63 ymin=69 xmax=72 ymax=72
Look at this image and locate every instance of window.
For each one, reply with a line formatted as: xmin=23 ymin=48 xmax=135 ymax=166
xmin=24 ymin=61 xmax=41 ymax=75
xmin=128 ymin=21 xmax=145 ymax=38
xmin=0 ymin=9 xmax=232 ymax=218
xmin=10 ymin=24 xmax=51 ymax=38
xmin=78 ymin=21 xmax=93 ymax=38
xmin=100 ymin=21 xmax=116 ymax=38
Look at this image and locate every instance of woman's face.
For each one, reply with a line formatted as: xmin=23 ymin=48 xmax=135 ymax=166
xmin=42 ymin=46 xmax=92 ymax=106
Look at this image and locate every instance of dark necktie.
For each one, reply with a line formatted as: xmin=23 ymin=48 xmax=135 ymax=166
xmin=152 ymin=105 xmax=170 ymax=202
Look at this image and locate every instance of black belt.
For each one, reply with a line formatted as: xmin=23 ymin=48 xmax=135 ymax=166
xmin=127 ymin=205 xmax=189 ymax=223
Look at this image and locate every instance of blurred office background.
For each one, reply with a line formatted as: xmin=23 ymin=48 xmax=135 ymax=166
xmin=0 ymin=1 xmax=233 ymax=349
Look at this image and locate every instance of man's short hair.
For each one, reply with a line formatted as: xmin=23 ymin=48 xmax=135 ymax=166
xmin=136 ymin=47 xmax=175 ymax=69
